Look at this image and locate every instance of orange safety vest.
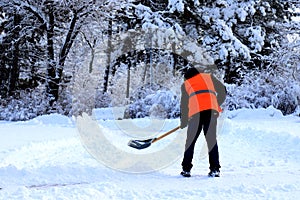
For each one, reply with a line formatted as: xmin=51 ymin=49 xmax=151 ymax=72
xmin=184 ymin=73 xmax=221 ymax=117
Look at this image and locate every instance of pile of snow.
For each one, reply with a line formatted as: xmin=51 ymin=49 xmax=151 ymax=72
xmin=0 ymin=107 xmax=299 ymax=199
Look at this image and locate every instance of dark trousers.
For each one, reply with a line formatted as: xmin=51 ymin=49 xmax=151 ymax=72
xmin=182 ymin=110 xmax=220 ymax=172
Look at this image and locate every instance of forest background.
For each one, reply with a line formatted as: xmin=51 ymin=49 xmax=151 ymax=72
xmin=0 ymin=0 xmax=299 ymax=121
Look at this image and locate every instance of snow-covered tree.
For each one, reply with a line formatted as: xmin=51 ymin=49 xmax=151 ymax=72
xmin=167 ymin=0 xmax=298 ymax=83
xmin=222 ymin=1 xmax=300 ymax=114
xmin=0 ymin=1 xmax=46 ymax=98
xmin=1 ymin=0 xmax=101 ymax=103
xmin=1 ymin=0 xmax=299 ymax=120
xmin=90 ymin=0 xmax=300 ymax=116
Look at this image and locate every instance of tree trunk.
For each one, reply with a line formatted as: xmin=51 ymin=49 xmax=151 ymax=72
xmin=172 ymin=43 xmax=177 ymax=76
xmin=89 ymin=48 xmax=95 ymax=73
xmin=103 ymin=19 xmax=112 ymax=93
xmin=7 ymin=14 xmax=21 ymax=96
xmin=126 ymin=64 xmax=130 ymax=98
xmin=46 ymin=9 xmax=57 ymax=105
xmin=46 ymin=9 xmax=82 ymax=105
xmin=9 ymin=42 xmax=19 ymax=96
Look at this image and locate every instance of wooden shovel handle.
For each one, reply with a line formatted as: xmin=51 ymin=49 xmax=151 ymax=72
xmin=152 ymin=126 xmax=180 ymax=143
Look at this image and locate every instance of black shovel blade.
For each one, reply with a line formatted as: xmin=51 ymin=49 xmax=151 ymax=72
xmin=127 ymin=138 xmax=154 ymax=150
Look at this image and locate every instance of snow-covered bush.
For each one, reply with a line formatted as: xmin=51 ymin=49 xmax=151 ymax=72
xmin=0 ymin=86 xmax=49 ymax=121
xmin=94 ymin=91 xmax=111 ymax=108
xmin=226 ymin=68 xmax=300 ymax=115
xmin=271 ymin=81 xmax=299 ymax=115
xmin=0 ymin=81 xmax=76 ymax=121
xmin=124 ymin=85 xmax=180 ymax=119
xmin=69 ymin=67 xmax=99 ymax=117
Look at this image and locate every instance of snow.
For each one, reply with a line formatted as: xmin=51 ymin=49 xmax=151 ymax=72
xmin=168 ymin=0 xmax=184 ymax=13
xmin=1 ymin=107 xmax=300 ymax=199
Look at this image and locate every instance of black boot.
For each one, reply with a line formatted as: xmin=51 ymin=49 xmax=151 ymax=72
xmin=208 ymin=169 xmax=220 ymax=177
xmin=180 ymin=171 xmax=191 ymax=177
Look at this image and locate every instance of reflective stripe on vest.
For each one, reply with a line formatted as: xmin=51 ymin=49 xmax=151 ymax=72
xmin=189 ymin=90 xmax=217 ymax=97
xmin=184 ymin=73 xmax=221 ymax=117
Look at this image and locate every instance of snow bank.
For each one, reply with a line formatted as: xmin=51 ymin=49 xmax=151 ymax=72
xmin=226 ymin=106 xmax=284 ymax=119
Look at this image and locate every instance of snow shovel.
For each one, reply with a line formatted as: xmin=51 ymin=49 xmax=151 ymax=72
xmin=128 ymin=126 xmax=180 ymax=150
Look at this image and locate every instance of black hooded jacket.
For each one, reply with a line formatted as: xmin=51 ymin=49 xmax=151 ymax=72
xmin=180 ymin=68 xmax=226 ymax=128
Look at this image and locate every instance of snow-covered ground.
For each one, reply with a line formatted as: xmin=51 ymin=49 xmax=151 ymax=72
xmin=0 ymin=107 xmax=300 ymax=200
